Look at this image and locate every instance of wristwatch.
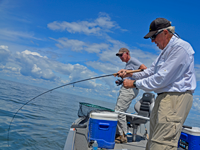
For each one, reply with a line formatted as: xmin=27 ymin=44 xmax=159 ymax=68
xmin=133 ymin=80 xmax=137 ymax=88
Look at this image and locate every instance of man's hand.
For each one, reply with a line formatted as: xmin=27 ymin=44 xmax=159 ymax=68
xmin=116 ymin=69 xmax=133 ymax=78
xmin=123 ymin=79 xmax=135 ymax=88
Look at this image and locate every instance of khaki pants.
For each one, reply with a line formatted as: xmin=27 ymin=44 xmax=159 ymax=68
xmin=115 ymin=86 xmax=139 ymax=135
xmin=146 ymin=91 xmax=193 ymax=150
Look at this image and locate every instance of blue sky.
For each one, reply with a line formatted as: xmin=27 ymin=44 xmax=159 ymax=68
xmin=0 ymin=0 xmax=200 ymax=119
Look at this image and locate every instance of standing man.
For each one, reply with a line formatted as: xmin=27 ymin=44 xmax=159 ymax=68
xmin=117 ymin=18 xmax=196 ymax=150
xmin=115 ymin=48 xmax=147 ymax=144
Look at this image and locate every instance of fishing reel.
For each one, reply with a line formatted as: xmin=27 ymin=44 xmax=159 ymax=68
xmin=116 ymin=79 xmax=124 ymax=86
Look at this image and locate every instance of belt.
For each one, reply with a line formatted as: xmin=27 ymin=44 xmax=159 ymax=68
xmin=157 ymin=92 xmax=163 ymax=96
xmin=157 ymin=90 xmax=192 ymax=96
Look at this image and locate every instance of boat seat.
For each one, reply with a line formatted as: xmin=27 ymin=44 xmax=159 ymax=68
xmin=127 ymin=92 xmax=155 ymax=141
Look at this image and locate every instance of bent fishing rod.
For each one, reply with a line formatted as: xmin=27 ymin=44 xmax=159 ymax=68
xmin=7 ymin=69 xmax=143 ymax=146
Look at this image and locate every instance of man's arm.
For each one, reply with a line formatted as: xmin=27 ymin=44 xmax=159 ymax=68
xmin=133 ymin=46 xmax=192 ymax=91
xmin=139 ymin=64 xmax=147 ymax=70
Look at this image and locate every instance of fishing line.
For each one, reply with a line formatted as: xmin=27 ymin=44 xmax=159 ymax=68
xmin=7 ymin=69 xmax=143 ymax=146
xmin=7 ymin=73 xmax=115 ymax=146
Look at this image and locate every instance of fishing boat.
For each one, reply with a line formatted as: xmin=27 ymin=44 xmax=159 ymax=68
xmin=63 ymin=92 xmax=200 ymax=150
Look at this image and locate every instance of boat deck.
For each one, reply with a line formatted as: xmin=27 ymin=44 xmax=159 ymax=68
xmin=86 ymin=131 xmax=147 ymax=150
xmin=112 ymin=134 xmax=147 ymax=150
xmin=64 ymin=117 xmax=184 ymax=150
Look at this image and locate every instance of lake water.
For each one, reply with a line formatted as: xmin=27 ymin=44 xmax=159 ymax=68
xmin=0 ymin=79 xmax=116 ymax=150
xmin=0 ymin=78 xmax=199 ymax=150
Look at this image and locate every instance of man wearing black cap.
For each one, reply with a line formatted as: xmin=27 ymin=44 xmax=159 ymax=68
xmin=116 ymin=18 xmax=196 ymax=149
xmin=115 ymin=48 xmax=147 ymax=144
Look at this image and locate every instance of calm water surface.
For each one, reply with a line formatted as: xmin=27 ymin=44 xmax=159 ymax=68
xmin=0 ymin=79 xmax=115 ymax=150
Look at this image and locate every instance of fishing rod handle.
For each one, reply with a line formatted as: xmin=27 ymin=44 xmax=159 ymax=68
xmin=113 ymin=69 xmax=144 ymax=76
xmin=126 ymin=69 xmax=144 ymax=74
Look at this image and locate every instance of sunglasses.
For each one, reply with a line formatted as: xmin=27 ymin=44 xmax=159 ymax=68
xmin=150 ymin=30 xmax=163 ymax=40
xmin=117 ymin=53 xmax=124 ymax=57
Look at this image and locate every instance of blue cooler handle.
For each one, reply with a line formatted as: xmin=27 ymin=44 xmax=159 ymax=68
xmin=180 ymin=132 xmax=188 ymax=141
xmin=99 ymin=123 xmax=109 ymax=130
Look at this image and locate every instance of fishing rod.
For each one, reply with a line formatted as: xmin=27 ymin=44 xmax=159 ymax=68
xmin=7 ymin=69 xmax=143 ymax=146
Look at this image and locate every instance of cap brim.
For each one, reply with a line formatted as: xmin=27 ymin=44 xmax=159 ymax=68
xmin=116 ymin=52 xmax=123 ymax=56
xmin=144 ymin=30 xmax=157 ymax=39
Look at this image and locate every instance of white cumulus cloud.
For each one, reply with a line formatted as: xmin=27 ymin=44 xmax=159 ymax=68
xmin=47 ymin=13 xmax=124 ymax=36
xmin=22 ymin=50 xmax=48 ymax=58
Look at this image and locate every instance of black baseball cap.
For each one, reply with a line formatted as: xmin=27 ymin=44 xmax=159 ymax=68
xmin=144 ymin=18 xmax=171 ymax=39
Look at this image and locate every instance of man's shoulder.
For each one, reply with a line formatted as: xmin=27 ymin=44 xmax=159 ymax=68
xmin=128 ymin=57 xmax=142 ymax=64
xmin=173 ymin=37 xmax=191 ymax=48
xmin=172 ymin=38 xmax=194 ymax=55
xmin=129 ymin=57 xmax=140 ymax=62
xmin=125 ymin=57 xmax=142 ymax=69
xmin=163 ymin=38 xmax=194 ymax=58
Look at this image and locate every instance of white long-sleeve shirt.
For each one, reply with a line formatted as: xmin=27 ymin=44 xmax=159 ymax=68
xmin=133 ymin=36 xmax=196 ymax=93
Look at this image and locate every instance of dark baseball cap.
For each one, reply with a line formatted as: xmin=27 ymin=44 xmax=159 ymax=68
xmin=116 ymin=48 xmax=129 ymax=56
xmin=144 ymin=18 xmax=171 ymax=39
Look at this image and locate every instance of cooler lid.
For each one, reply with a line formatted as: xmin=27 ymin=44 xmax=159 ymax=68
xmin=182 ymin=127 xmax=200 ymax=136
xmin=90 ymin=112 xmax=118 ymax=121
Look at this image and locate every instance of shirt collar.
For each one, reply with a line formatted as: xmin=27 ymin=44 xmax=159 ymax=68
xmin=161 ymin=35 xmax=177 ymax=54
